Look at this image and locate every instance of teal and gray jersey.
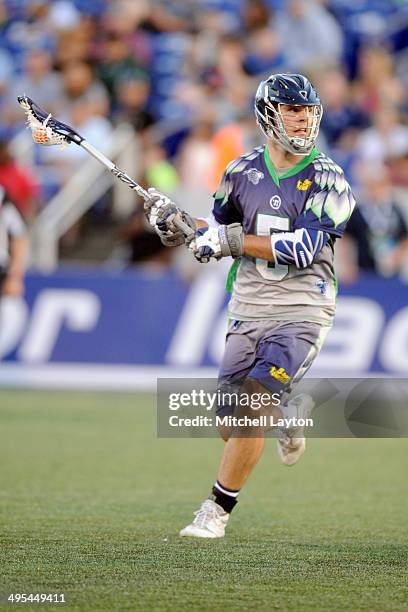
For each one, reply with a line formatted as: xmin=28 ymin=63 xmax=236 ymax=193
xmin=212 ymin=145 xmax=356 ymax=325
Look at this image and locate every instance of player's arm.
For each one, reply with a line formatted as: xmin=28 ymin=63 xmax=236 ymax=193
xmin=243 ymin=229 xmax=330 ymax=269
xmin=242 ymin=235 xmax=273 ymax=260
xmin=246 ymin=165 xmax=357 ymax=268
xmin=4 ymin=235 xmax=28 ymax=295
xmin=191 ymin=225 xmax=330 ymax=268
xmin=2 ymin=203 xmax=28 ymax=297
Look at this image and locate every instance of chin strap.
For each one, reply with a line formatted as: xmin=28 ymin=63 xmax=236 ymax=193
xmin=271 ymin=228 xmax=329 ymax=269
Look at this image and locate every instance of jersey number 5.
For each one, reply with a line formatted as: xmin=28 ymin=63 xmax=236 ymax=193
xmin=256 ymin=213 xmax=290 ymax=281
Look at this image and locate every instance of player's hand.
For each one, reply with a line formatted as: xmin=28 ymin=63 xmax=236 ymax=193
xmin=189 ymin=224 xmax=243 ymax=263
xmin=145 ymin=188 xmax=195 ymax=247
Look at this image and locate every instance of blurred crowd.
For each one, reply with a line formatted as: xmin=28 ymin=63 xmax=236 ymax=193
xmin=0 ymin=0 xmax=407 ymax=282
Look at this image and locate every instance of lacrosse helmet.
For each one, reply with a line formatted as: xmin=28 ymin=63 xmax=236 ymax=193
xmin=254 ymin=73 xmax=322 ymax=155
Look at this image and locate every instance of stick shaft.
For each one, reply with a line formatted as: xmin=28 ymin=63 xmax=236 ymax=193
xmin=80 ymin=140 xmax=194 ymax=237
xmin=19 ymin=96 xmax=194 ymax=238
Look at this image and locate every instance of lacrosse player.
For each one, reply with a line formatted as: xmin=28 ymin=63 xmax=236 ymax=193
xmin=145 ymin=73 xmax=356 ymax=538
xmin=0 ymin=187 xmax=27 ymax=297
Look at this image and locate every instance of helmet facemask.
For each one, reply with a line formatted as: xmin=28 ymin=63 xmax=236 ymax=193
xmin=257 ymin=101 xmax=322 ymax=155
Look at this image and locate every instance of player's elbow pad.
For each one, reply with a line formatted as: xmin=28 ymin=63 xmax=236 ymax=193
xmin=271 ymin=228 xmax=329 ymax=269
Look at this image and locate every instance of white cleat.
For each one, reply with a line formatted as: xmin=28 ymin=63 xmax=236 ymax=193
xmin=277 ymin=435 xmax=306 ymax=466
xmin=277 ymin=394 xmax=315 ymax=466
xmin=179 ymin=499 xmax=229 ymax=538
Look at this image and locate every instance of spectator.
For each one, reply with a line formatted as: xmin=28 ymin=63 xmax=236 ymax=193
xmin=353 ymin=46 xmax=406 ymax=117
xmin=341 ymin=162 xmax=408 ymax=280
xmin=38 ymin=97 xmax=112 ymax=186
xmin=243 ymin=26 xmax=283 ymax=76
xmin=241 ymin=0 xmax=284 ymax=76
xmin=387 ymin=151 xmax=408 ymax=189
xmin=0 ymin=48 xmax=14 ymax=135
xmin=144 ymin=145 xmax=179 ymax=193
xmin=216 ymin=35 xmax=250 ymax=87
xmin=201 ymin=35 xmax=254 ymax=123
xmin=137 ymin=0 xmax=193 ymax=34
xmin=56 ymin=17 xmax=96 ymax=66
xmin=58 ymin=61 xmax=109 ymax=118
xmin=46 ymin=1 xmax=81 ymax=32
xmin=274 ymin=0 xmax=344 ymax=72
xmin=242 ymin=0 xmax=271 ymax=33
xmin=118 ymin=208 xmax=174 ymax=268
xmin=97 ymin=32 xmax=149 ymax=111
xmin=113 ymin=75 xmax=154 ymax=132
xmin=356 ymin=104 xmax=408 ymax=164
xmin=1 ymin=0 xmax=406 ymax=270
xmin=0 ymin=140 xmax=40 ymax=221
xmin=177 ymin=115 xmax=216 ymax=189
xmin=317 ymin=67 xmax=368 ymax=150
xmin=0 ymin=48 xmax=13 ymax=97
xmin=6 ymin=46 xmax=64 ymax=125
xmin=0 ymin=186 xmax=28 ymax=297
xmin=208 ymin=114 xmax=261 ymax=189
xmin=101 ymin=1 xmax=150 ymax=37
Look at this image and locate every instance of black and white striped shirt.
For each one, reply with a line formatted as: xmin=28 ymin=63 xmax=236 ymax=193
xmin=0 ymin=187 xmax=26 ymax=271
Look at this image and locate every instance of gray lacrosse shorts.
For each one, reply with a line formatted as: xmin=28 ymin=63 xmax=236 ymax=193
xmin=217 ymin=319 xmax=331 ymax=417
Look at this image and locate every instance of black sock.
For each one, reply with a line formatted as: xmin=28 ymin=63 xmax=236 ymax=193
xmin=209 ymin=480 xmax=240 ymax=513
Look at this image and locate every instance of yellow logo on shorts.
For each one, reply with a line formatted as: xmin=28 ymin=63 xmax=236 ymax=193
xmin=270 ymin=366 xmax=291 ymax=384
xmin=297 ymin=179 xmax=312 ymax=191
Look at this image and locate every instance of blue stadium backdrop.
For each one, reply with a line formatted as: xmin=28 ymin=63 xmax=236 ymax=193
xmin=0 ymin=268 xmax=407 ymax=389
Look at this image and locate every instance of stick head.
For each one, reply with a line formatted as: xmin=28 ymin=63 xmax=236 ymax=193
xmin=17 ymin=96 xmax=83 ymax=147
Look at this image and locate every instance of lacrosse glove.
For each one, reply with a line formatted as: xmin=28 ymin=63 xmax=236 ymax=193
xmin=145 ymin=188 xmax=196 ymax=247
xmin=189 ymin=224 xmax=244 ymax=263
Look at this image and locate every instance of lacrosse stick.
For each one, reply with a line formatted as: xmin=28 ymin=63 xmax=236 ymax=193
xmin=17 ymin=95 xmax=195 ymax=237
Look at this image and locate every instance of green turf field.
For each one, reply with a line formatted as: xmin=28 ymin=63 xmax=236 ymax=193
xmin=0 ymin=390 xmax=407 ymax=611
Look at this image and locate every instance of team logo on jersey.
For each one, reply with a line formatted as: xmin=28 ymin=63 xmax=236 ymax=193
xmin=316 ymin=279 xmax=328 ymax=295
xmin=244 ymin=168 xmax=264 ymax=185
xmin=297 ymin=179 xmax=312 ymax=191
xmin=269 ymin=195 xmax=281 ymax=210
xmin=270 ymin=366 xmax=291 ymax=384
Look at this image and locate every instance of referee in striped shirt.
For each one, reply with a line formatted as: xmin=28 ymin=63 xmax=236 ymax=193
xmin=0 ymin=186 xmax=28 ymax=297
